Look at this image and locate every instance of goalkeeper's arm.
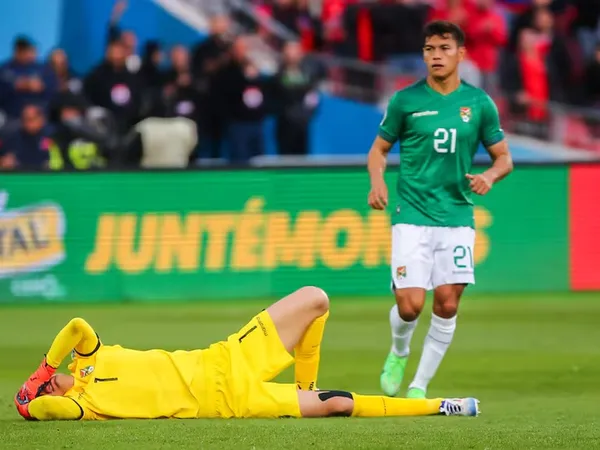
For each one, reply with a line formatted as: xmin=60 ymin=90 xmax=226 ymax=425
xmin=28 ymin=396 xmax=85 ymax=421
xmin=15 ymin=318 xmax=100 ymax=420
xmin=45 ymin=317 xmax=101 ymax=368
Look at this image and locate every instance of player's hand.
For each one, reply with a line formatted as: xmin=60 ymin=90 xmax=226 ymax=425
xmin=14 ymin=386 xmax=34 ymax=420
xmin=465 ymin=173 xmax=493 ymax=195
xmin=13 ymin=357 xmax=56 ymax=418
xmin=368 ymin=179 xmax=388 ymax=210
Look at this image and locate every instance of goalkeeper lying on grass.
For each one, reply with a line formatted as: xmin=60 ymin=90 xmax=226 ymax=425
xmin=15 ymin=286 xmax=480 ymax=420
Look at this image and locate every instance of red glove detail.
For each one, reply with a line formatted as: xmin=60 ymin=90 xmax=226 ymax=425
xmin=14 ymin=357 xmax=56 ymax=420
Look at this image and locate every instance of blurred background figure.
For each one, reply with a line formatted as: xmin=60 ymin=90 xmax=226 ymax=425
xmin=0 ymin=103 xmax=51 ymax=170
xmin=108 ymin=0 xmax=141 ymax=73
xmin=0 ymin=0 xmax=597 ymax=161
xmin=47 ymin=48 xmax=81 ymax=95
xmin=162 ymin=45 xmax=202 ymax=125
xmin=214 ymin=35 xmax=272 ymax=164
xmin=192 ymin=14 xmax=235 ymax=160
xmin=0 ymin=37 xmax=57 ymax=119
xmin=139 ymin=41 xmax=165 ymax=93
xmin=584 ymin=43 xmax=600 ymax=107
xmin=372 ymin=0 xmax=430 ymax=76
xmin=47 ymin=92 xmax=117 ymax=170
xmin=274 ymin=40 xmax=324 ymax=156
xmin=83 ymin=40 xmax=142 ymax=137
xmin=463 ymin=0 xmax=507 ymax=95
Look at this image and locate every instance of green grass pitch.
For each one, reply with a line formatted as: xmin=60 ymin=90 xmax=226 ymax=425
xmin=0 ymin=292 xmax=599 ymax=449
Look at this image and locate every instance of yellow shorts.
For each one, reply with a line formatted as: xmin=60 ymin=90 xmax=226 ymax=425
xmin=198 ymin=310 xmax=300 ymax=419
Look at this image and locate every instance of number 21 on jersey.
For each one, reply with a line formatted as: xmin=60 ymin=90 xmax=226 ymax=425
xmin=433 ymin=128 xmax=457 ymax=154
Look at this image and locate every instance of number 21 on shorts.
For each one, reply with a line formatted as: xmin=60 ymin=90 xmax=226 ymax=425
xmin=453 ymin=245 xmax=473 ymax=269
xmin=434 ymin=128 xmax=457 ymax=154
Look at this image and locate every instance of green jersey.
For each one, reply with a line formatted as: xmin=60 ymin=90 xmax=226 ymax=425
xmin=378 ymin=79 xmax=504 ymax=228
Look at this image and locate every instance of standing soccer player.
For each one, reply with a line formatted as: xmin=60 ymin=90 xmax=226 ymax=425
xmin=367 ymin=21 xmax=513 ymax=399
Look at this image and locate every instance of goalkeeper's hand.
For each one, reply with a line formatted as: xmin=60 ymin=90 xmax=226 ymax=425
xmin=14 ymin=357 xmax=56 ymax=420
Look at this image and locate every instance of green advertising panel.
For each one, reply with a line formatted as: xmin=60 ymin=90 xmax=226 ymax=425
xmin=0 ymin=167 xmax=568 ymax=303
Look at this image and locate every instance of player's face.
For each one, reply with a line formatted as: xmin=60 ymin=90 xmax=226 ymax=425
xmin=41 ymin=374 xmax=74 ymax=397
xmin=423 ymin=34 xmax=465 ymax=80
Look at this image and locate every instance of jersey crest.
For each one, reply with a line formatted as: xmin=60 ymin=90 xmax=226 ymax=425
xmin=80 ymin=365 xmax=95 ymax=378
xmin=460 ymin=107 xmax=471 ymax=123
xmin=396 ymin=266 xmax=407 ymax=279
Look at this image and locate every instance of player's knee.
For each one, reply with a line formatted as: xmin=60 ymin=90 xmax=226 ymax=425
xmin=395 ymin=295 xmax=422 ymax=321
xmin=318 ymin=391 xmax=353 ymax=417
xmin=298 ymin=286 xmax=329 ymax=315
xmin=433 ymin=299 xmax=459 ymax=318
xmin=325 ymin=397 xmax=353 ymax=416
xmin=68 ymin=317 xmax=87 ymax=330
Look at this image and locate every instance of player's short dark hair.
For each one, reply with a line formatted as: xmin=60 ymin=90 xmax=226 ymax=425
xmin=423 ymin=21 xmax=466 ymax=47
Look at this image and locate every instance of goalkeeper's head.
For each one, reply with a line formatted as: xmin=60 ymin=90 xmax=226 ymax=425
xmin=38 ymin=374 xmax=74 ymax=397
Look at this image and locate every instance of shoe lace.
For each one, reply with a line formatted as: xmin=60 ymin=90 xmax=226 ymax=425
xmin=442 ymin=400 xmax=463 ymax=415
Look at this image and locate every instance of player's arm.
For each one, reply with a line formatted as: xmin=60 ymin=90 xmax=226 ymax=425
xmin=28 ymin=396 xmax=85 ymax=421
xmin=46 ymin=317 xmax=101 ymax=368
xmin=15 ymin=318 xmax=100 ymax=419
xmin=467 ymin=96 xmax=514 ymax=195
xmin=368 ymin=93 xmax=403 ymax=210
xmin=482 ymin=139 xmax=513 ymax=185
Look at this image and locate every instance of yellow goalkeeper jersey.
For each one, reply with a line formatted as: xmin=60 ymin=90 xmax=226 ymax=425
xmin=29 ymin=341 xmax=208 ymax=420
xmin=69 ymin=343 xmax=206 ymax=419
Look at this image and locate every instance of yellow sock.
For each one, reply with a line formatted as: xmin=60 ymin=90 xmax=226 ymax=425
xmin=351 ymin=394 xmax=442 ymax=417
xmin=295 ymin=311 xmax=329 ymax=390
xmin=46 ymin=318 xmax=98 ymax=368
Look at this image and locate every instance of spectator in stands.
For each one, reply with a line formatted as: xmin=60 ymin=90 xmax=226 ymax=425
xmin=0 ymin=104 xmax=52 ymax=170
xmin=83 ymin=40 xmax=143 ymax=136
xmin=463 ymin=0 xmax=507 ymax=94
xmin=503 ymin=6 xmax=570 ymax=138
xmin=139 ymin=41 xmax=165 ymax=91
xmin=213 ymin=36 xmax=273 ymax=163
xmin=584 ymin=43 xmax=600 ymax=106
xmin=508 ymin=0 xmax=566 ymax=51
xmin=370 ymin=0 xmax=430 ymax=75
xmin=47 ymin=49 xmax=81 ymax=94
xmin=161 ymin=46 xmax=202 ymax=124
xmin=570 ymin=0 xmax=600 ymax=61
xmin=531 ymin=6 xmax=571 ymax=102
xmin=108 ymin=0 xmax=141 ymax=73
xmin=0 ymin=37 xmax=57 ymax=119
xmin=516 ymin=28 xmax=550 ymax=124
xmin=428 ymin=0 xmax=470 ymax=29
xmin=192 ymin=15 xmax=234 ymax=78
xmin=48 ymin=93 xmax=114 ymax=170
xmin=274 ymin=40 xmax=324 ymax=156
xmin=192 ymin=15 xmax=235 ymax=159
xmin=320 ymin=0 xmax=349 ymax=51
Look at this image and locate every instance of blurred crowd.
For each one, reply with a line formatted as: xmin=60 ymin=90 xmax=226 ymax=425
xmin=0 ymin=1 xmax=326 ymax=170
xmin=251 ymin=0 xmax=600 ymax=142
xmin=2 ymin=0 xmax=600 ymax=171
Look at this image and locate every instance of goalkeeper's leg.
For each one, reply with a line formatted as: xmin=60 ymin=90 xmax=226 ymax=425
xmin=297 ymin=390 xmax=480 ymax=418
xmin=265 ymin=286 xmax=329 ymax=390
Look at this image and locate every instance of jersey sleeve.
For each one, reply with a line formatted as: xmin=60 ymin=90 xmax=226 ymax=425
xmin=28 ymin=396 xmax=85 ymax=421
xmin=479 ymin=94 xmax=505 ymax=148
xmin=46 ymin=318 xmax=101 ymax=368
xmin=378 ymin=92 xmax=404 ymax=144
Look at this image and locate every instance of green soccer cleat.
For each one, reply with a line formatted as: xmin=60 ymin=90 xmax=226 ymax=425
xmin=406 ymin=387 xmax=426 ymax=399
xmin=380 ymin=352 xmax=408 ymax=397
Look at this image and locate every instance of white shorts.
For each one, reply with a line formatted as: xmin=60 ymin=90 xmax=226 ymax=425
xmin=390 ymin=224 xmax=475 ymax=291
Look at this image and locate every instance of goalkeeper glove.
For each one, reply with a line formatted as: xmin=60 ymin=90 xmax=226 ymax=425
xmin=14 ymin=357 xmax=56 ymax=420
